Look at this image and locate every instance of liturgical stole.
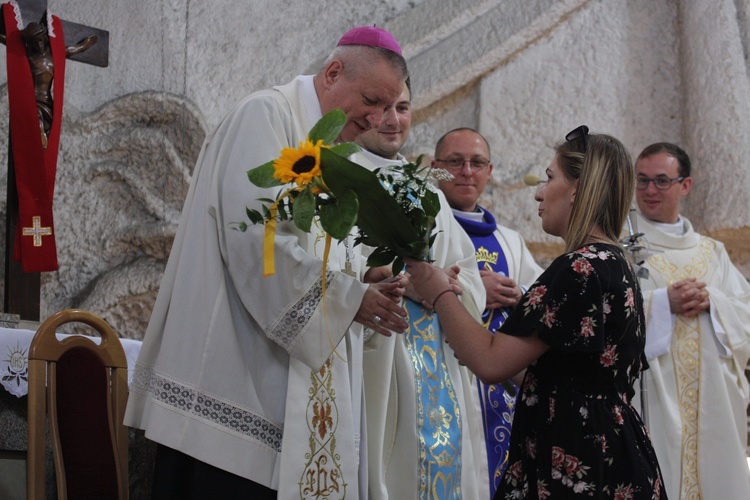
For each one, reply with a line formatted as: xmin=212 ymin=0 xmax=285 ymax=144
xmin=453 ymin=206 xmax=515 ymax=498
xmin=4 ymin=2 xmax=64 ymax=272
xmin=453 ymin=208 xmax=510 ymax=332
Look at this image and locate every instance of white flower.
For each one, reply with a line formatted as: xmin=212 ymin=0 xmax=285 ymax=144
xmin=430 ymin=168 xmax=455 ymax=181
xmin=574 ymin=481 xmax=590 ymax=493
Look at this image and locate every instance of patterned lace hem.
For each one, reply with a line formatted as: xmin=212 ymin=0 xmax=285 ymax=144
xmin=130 ymin=364 xmax=284 ymax=452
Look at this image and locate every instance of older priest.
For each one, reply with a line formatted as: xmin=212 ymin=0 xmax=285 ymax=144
xmin=124 ymin=27 xmax=409 ymax=499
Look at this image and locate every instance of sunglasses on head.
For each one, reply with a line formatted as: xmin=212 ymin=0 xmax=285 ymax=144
xmin=565 ymin=125 xmax=589 ymax=153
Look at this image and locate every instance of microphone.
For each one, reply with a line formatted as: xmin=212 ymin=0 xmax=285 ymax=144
xmin=523 ymin=174 xmax=543 ymax=186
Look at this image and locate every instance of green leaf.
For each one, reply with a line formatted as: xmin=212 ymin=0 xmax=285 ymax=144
xmin=320 ymin=189 xmax=358 ymax=240
xmin=308 ymin=109 xmax=346 ymax=145
xmin=261 ymin=205 xmax=273 ymax=219
xmin=329 ymin=142 xmax=361 ymax=158
xmin=320 ymin=149 xmax=422 ymax=257
xmin=246 ymin=208 xmax=264 ymax=224
xmin=422 ymin=189 xmax=441 ymax=217
xmin=391 ymin=256 xmax=405 ymax=277
xmin=366 ymin=247 xmax=397 ymax=267
xmin=248 ymin=161 xmax=282 ymax=188
xmin=292 ymin=187 xmax=315 ymax=232
xmin=353 ymin=234 xmax=380 ymax=248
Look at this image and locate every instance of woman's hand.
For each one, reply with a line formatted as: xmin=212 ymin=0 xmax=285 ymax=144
xmin=403 ymin=258 xmax=452 ymax=304
xmin=404 ymin=264 xmax=463 ymax=305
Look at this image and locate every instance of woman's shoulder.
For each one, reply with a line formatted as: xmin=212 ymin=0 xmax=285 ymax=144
xmin=533 ymin=243 xmax=635 ymax=297
xmin=545 ymin=243 xmax=623 ymax=273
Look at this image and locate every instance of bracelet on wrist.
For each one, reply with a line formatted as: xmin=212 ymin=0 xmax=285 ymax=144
xmin=432 ymin=289 xmax=455 ymax=307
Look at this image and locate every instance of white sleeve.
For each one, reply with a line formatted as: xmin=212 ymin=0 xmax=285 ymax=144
xmin=644 ymin=287 xmax=674 ymax=360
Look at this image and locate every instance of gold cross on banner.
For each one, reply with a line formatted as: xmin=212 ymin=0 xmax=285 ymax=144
xmin=22 ymin=216 xmax=52 ymax=247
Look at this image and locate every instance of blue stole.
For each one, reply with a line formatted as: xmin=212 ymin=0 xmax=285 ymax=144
xmin=403 ymin=298 xmax=462 ymax=499
xmin=453 ymin=207 xmax=517 ymax=498
xmin=382 ymin=171 xmax=463 ymax=497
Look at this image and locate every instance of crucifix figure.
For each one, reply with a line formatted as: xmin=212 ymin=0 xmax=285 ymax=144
xmin=2 ymin=19 xmax=97 ymax=148
xmin=1 ymin=0 xmax=108 ymax=321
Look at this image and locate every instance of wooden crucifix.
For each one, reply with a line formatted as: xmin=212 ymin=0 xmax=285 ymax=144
xmin=1 ymin=0 xmax=108 ymax=321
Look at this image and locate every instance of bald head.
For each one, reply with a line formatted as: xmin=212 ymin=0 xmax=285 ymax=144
xmin=435 ymin=128 xmax=491 ymax=159
xmin=433 ymin=128 xmax=494 ymax=212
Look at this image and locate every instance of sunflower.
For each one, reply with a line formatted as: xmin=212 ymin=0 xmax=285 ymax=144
xmin=273 ymin=138 xmax=324 ymax=186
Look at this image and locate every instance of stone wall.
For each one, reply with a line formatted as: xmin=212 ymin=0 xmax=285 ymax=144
xmin=1 ymin=0 xmax=748 ymax=339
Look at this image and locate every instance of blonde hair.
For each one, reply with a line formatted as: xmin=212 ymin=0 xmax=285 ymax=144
xmin=556 ymin=133 xmax=634 ymax=253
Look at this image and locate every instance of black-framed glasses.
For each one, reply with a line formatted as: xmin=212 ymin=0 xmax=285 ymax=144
xmin=565 ymin=125 xmax=589 ymax=153
xmin=435 ymin=158 xmax=490 ymax=171
xmin=636 ymin=176 xmax=685 ymax=190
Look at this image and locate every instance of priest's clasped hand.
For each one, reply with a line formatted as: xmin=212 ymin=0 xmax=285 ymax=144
xmin=357 ymin=267 xmax=409 ymax=336
xmin=480 ymin=268 xmax=523 ymax=309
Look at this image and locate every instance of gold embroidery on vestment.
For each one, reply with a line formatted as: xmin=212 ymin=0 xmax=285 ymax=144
xmin=22 ymin=216 xmax=52 ymax=247
xmin=300 ymin=359 xmax=346 ymax=498
xmin=404 ymin=305 xmax=462 ymax=498
xmin=646 ymin=239 xmax=714 ymax=498
xmin=476 ymin=246 xmax=499 ymax=265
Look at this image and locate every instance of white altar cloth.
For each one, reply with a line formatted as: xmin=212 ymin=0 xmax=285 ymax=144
xmin=0 ymin=327 xmax=142 ymax=398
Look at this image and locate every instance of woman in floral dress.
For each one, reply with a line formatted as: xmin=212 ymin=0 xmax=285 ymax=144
xmin=406 ymin=127 xmax=666 ymax=499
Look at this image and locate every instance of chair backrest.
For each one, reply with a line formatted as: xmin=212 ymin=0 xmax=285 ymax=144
xmin=27 ymin=309 xmax=129 ymax=500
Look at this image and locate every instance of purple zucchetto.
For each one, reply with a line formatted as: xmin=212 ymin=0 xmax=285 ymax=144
xmin=336 ymin=26 xmax=402 ymax=56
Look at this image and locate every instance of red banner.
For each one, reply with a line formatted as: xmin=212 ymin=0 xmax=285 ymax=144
xmin=4 ymin=2 xmax=64 ymax=272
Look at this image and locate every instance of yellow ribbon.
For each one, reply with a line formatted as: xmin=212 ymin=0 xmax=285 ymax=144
xmin=262 ymin=189 xmax=294 ymax=277
xmin=322 ymin=233 xmax=346 ymax=362
xmin=263 ymin=205 xmax=278 ymax=277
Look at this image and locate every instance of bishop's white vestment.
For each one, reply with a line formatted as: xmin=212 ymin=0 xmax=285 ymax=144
xmin=125 ymin=75 xmax=373 ymax=499
xmin=633 ymin=213 xmax=750 ymax=499
xmin=355 ymin=150 xmax=490 ymax=500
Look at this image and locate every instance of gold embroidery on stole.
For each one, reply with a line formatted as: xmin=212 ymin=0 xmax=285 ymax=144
xmin=672 ymin=316 xmax=700 ymax=499
xmin=300 ymin=359 xmax=347 ymax=498
xmin=404 ymin=304 xmax=462 ymax=498
xmin=647 ymin=239 xmax=714 ymax=499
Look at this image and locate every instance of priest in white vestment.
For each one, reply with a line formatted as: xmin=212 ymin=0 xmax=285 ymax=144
xmin=631 ymin=142 xmax=750 ymax=500
xmin=124 ymin=28 xmax=413 ymax=499
xmin=353 ymin=82 xmax=490 ymax=499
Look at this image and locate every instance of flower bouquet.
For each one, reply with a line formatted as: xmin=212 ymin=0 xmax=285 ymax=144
xmin=239 ymin=108 xmax=444 ymax=277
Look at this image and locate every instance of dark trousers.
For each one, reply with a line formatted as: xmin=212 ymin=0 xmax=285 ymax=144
xmin=151 ymin=443 xmax=277 ymax=499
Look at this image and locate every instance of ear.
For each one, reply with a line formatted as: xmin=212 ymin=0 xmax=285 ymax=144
xmin=322 ymin=59 xmax=345 ymax=89
xmin=570 ymin=179 xmax=579 ymax=204
xmin=679 ymin=176 xmax=692 ymax=197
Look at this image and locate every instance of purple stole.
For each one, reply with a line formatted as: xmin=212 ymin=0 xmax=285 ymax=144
xmin=453 ymin=207 xmax=517 ymax=498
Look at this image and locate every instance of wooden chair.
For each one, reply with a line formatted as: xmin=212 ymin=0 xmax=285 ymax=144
xmin=27 ymin=309 xmax=129 ymax=499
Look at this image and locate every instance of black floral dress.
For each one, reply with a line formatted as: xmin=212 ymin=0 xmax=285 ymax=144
xmin=495 ymin=244 xmax=666 ymax=499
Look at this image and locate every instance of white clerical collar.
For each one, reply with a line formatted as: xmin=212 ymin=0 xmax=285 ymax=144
xmin=298 ymin=75 xmax=323 ymax=125
xmin=650 ymin=216 xmax=687 ymax=236
xmin=358 ymin=148 xmax=407 ymax=168
xmin=451 ymin=207 xmax=485 ymax=223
